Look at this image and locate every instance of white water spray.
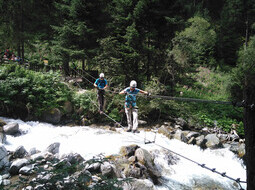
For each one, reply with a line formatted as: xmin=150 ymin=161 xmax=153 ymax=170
xmin=1 ymin=117 xmax=246 ymax=190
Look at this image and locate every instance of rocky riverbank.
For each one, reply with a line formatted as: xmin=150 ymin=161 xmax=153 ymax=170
xmin=0 ymin=117 xmax=245 ymax=189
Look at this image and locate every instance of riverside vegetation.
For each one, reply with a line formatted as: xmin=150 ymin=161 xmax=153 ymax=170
xmin=0 ymin=63 xmax=244 ymax=137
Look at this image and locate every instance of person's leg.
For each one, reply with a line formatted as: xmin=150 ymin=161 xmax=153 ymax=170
xmin=101 ymin=90 xmax=105 ymax=111
xmin=97 ymin=90 xmax=102 ymax=111
xmin=125 ymin=107 xmax=132 ymax=131
xmin=132 ymin=108 xmax=138 ymax=131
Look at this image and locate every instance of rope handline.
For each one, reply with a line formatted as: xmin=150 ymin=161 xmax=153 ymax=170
xmin=71 ymin=69 xmax=94 ymax=85
xmin=70 ymin=68 xmax=246 ymax=188
xmin=79 ymin=67 xmax=97 ymax=80
xmin=148 ymin=94 xmax=243 ymax=107
xmin=73 ymin=79 xmax=125 ymax=129
xmin=70 ymin=67 xmax=243 ymax=107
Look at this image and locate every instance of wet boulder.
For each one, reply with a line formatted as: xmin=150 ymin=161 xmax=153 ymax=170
xmin=0 ymin=128 xmax=6 ymax=144
xmin=46 ymin=142 xmax=60 ymax=155
xmin=19 ymin=164 xmax=34 ymax=175
xmin=120 ymin=144 xmax=140 ymax=157
xmin=205 ymin=134 xmax=222 ymax=149
xmin=173 ymin=129 xmax=188 ymax=143
xmin=100 ymin=162 xmax=117 ymax=178
xmin=12 ymin=146 xmax=28 ymax=159
xmin=9 ymin=158 xmax=29 ymax=175
xmin=0 ymin=145 xmax=9 ymax=169
xmin=135 ymin=148 xmax=161 ymax=184
xmin=41 ymin=108 xmax=62 ymax=124
xmin=158 ymin=125 xmax=172 ymax=138
xmin=196 ymin=135 xmax=207 ymax=148
xmin=3 ymin=123 xmax=20 ymax=136
xmin=0 ymin=119 xmax=6 ymax=127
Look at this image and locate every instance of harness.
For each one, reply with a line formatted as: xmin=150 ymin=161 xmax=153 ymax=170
xmin=125 ymin=88 xmax=139 ymax=109
xmin=96 ymin=79 xmax=106 ymax=87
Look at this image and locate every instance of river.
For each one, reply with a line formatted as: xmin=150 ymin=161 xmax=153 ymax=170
xmin=1 ymin=117 xmax=246 ymax=190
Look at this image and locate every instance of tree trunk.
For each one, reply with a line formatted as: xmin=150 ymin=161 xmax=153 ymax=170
xmin=244 ymin=74 xmax=255 ymax=190
xmin=63 ymin=54 xmax=70 ymax=76
xmin=82 ymin=59 xmax=85 ymax=70
xmin=17 ymin=44 xmax=21 ymax=57
xmin=21 ymin=0 xmax=24 ymax=61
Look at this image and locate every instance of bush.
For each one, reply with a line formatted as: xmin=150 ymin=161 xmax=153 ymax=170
xmin=0 ymin=64 xmax=73 ymax=118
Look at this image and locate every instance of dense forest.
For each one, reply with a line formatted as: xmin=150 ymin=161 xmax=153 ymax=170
xmin=0 ymin=0 xmax=255 ymax=132
xmin=2 ymin=1 xmax=255 ymax=189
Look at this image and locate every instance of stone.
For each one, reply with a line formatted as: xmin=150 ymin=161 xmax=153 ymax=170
xmin=29 ymin=148 xmax=39 ymax=156
xmin=238 ymin=143 xmax=245 ymax=158
xmin=0 ymin=119 xmax=6 ymax=127
xmin=9 ymin=158 xmax=29 ymax=175
xmin=46 ymin=142 xmax=60 ymax=155
xmin=3 ymin=123 xmax=19 ymax=135
xmin=158 ymin=125 xmax=171 ymax=137
xmin=19 ymin=164 xmax=34 ymax=175
xmin=196 ymin=135 xmax=206 ymax=148
xmin=41 ymin=108 xmax=62 ymax=124
xmin=13 ymin=146 xmax=28 ymax=159
xmin=100 ymin=162 xmax=116 ymax=178
xmin=186 ymin=131 xmax=200 ymax=140
xmin=0 ymin=131 xmax=6 ymax=144
xmin=0 ymin=145 xmax=9 ymax=169
xmin=188 ymin=137 xmax=196 ymax=145
xmin=205 ymin=134 xmax=222 ymax=149
xmin=87 ymin=162 xmax=101 ymax=173
xmin=128 ymin=156 xmax=136 ymax=163
xmin=174 ymin=130 xmax=187 ymax=143
xmin=2 ymin=179 xmax=10 ymax=186
xmin=120 ymin=145 xmax=139 ymax=157
xmin=135 ymin=148 xmax=161 ymax=184
xmin=62 ymin=153 xmax=84 ymax=165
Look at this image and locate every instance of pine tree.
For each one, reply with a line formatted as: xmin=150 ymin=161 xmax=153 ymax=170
xmin=52 ymin=0 xmax=110 ymax=74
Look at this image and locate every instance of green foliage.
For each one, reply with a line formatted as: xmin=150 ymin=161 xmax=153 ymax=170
xmin=218 ymin=0 xmax=245 ymax=66
xmin=0 ymin=64 xmax=72 ymax=117
xmin=229 ymin=36 xmax=255 ymax=102
xmin=171 ymin=16 xmax=216 ymax=67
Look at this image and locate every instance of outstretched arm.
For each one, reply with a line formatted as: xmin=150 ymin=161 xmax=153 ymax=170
xmin=119 ymin=90 xmax=126 ymax=94
xmin=139 ymin=89 xmax=149 ymax=95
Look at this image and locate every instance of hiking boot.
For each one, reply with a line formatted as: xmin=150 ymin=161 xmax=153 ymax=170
xmin=132 ymin=129 xmax=140 ymax=133
xmin=126 ymin=129 xmax=132 ymax=132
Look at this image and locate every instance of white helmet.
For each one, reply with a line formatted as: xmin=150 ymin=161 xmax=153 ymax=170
xmin=99 ymin=73 xmax=104 ymax=78
xmin=130 ymin=80 xmax=137 ymax=88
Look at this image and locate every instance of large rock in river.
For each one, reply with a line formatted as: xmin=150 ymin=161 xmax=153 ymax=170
xmin=41 ymin=108 xmax=62 ymax=124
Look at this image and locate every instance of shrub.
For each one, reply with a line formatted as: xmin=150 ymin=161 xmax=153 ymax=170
xmin=0 ymin=64 xmax=73 ymax=118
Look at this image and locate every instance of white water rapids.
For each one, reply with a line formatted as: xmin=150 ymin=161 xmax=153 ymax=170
xmin=1 ymin=117 xmax=246 ymax=190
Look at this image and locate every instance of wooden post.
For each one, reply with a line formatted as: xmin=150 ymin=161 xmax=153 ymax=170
xmin=244 ymin=74 xmax=255 ymax=190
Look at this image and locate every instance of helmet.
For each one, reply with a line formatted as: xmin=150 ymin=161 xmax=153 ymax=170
xmin=99 ymin=73 xmax=104 ymax=78
xmin=130 ymin=80 xmax=137 ymax=88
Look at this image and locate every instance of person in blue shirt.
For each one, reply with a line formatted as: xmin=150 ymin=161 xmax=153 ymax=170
xmin=119 ymin=80 xmax=149 ymax=133
xmin=94 ymin=73 xmax=108 ymax=114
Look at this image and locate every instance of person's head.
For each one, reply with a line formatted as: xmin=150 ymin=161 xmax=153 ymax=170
xmin=99 ymin=73 xmax=104 ymax=79
xmin=130 ymin=80 xmax=137 ymax=90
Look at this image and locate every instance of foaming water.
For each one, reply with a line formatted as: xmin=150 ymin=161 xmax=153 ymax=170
xmin=1 ymin=117 xmax=246 ymax=189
